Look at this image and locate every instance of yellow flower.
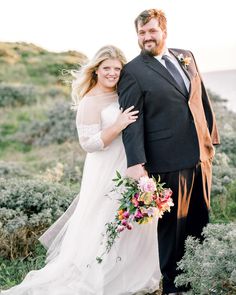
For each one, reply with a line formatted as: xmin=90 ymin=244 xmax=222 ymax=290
xmin=138 ymin=216 xmax=153 ymax=224
xmin=183 ymin=56 xmax=191 ymax=66
xmin=139 ymin=192 xmax=153 ymax=205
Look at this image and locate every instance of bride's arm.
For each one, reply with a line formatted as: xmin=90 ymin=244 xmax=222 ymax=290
xmin=101 ymin=106 xmax=138 ymax=147
xmin=76 ymin=99 xmax=138 ymax=153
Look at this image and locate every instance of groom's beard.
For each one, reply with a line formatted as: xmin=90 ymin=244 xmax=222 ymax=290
xmin=140 ymin=39 xmax=165 ymax=56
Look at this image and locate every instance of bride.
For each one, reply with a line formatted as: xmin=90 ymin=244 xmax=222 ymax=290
xmin=1 ymin=45 xmax=161 ymax=295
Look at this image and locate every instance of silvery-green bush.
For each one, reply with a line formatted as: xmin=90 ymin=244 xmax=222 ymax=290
xmin=0 ymin=177 xmax=77 ymax=258
xmin=175 ymin=223 xmax=236 ymax=294
xmin=217 ymin=135 xmax=236 ymax=166
xmin=211 ymin=152 xmax=236 ymax=222
xmin=212 ymin=152 xmax=236 ymax=196
xmin=0 ymin=83 xmax=38 ymax=107
xmin=13 ymin=101 xmax=77 ymax=146
xmin=0 ymin=161 xmax=30 ymax=178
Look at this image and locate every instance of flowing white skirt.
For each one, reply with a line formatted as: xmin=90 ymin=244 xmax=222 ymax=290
xmin=1 ymin=136 xmax=161 ymax=295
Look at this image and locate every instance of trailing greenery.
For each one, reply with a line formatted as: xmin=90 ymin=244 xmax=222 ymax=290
xmin=175 ymin=223 xmax=236 ymax=295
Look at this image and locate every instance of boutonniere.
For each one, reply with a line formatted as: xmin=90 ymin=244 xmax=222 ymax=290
xmin=177 ymin=53 xmax=191 ymax=69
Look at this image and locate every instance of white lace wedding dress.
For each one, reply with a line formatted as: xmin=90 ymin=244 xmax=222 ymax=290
xmin=1 ymin=92 xmax=161 ymax=295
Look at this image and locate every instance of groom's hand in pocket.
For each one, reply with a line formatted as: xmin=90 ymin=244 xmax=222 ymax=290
xmin=126 ymin=164 xmax=147 ymax=180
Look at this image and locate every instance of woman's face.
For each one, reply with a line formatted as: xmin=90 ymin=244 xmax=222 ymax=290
xmin=95 ymin=58 xmax=122 ymax=91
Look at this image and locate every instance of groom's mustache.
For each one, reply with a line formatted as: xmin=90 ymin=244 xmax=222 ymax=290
xmin=143 ymin=40 xmax=157 ymax=45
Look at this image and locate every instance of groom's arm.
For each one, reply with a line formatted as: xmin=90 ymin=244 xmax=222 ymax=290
xmin=118 ymin=69 xmax=147 ymax=175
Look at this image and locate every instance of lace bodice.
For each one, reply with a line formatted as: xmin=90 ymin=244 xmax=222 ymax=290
xmin=76 ymin=92 xmax=119 ymax=153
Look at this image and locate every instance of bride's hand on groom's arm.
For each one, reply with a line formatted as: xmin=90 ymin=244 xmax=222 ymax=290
xmin=101 ymin=106 xmax=139 ymax=147
xmin=126 ymin=164 xmax=147 ymax=180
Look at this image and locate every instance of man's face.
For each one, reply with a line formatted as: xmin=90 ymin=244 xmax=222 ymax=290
xmin=137 ymin=18 xmax=167 ymax=56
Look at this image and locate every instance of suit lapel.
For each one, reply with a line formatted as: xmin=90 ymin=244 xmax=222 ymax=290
xmin=169 ymin=49 xmax=192 ymax=80
xmin=141 ymin=53 xmax=189 ymax=98
xmin=169 ymin=49 xmax=193 ymax=99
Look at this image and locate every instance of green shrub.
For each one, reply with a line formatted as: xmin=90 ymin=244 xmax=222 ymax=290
xmin=211 ymin=180 xmax=236 ymax=223
xmin=0 ymin=161 xmax=30 ymax=178
xmin=175 ymin=223 xmax=236 ymax=294
xmin=13 ymin=101 xmax=77 ymax=146
xmin=0 ymin=177 xmax=77 ymax=259
xmin=217 ymin=135 xmax=236 ymax=166
xmin=212 ymin=153 xmax=236 ymax=196
xmin=211 ymin=153 xmax=236 ymax=223
xmin=0 ymin=83 xmax=38 ymax=107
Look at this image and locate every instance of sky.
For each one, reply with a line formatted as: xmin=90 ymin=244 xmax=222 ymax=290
xmin=1 ymin=0 xmax=236 ymax=72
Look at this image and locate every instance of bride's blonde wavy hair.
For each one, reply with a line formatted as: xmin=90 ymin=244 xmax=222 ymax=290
xmin=71 ymin=45 xmax=127 ymax=108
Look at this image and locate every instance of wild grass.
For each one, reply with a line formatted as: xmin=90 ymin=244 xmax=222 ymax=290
xmin=0 ymin=243 xmax=46 ymax=290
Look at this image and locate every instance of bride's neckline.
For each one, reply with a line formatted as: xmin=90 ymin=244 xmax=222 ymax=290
xmin=84 ymin=90 xmax=117 ymax=98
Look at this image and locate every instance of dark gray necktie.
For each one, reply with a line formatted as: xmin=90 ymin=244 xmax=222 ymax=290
xmin=162 ymin=55 xmax=188 ymax=96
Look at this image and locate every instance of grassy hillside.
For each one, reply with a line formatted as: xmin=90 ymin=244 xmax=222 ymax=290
xmin=0 ymin=42 xmax=87 ymax=178
xmin=0 ymin=42 xmax=87 ymax=85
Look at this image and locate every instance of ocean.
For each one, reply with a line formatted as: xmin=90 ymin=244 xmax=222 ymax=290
xmin=202 ymin=69 xmax=236 ymax=113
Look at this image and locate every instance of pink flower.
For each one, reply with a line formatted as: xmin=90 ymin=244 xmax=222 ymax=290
xmin=134 ymin=209 xmax=143 ymax=219
xmin=121 ymin=219 xmax=128 ymax=226
xmin=163 ymin=188 xmax=173 ymax=199
xmin=131 ymin=197 xmax=139 ymax=207
xmin=138 ymin=176 xmax=157 ymax=193
xmin=122 ymin=211 xmax=130 ymax=219
xmin=134 ymin=193 xmax=139 ymax=199
xmin=126 ymin=223 xmax=133 ymax=230
xmin=117 ymin=225 xmax=125 ymax=232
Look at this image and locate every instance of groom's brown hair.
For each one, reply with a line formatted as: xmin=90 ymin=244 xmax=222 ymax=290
xmin=134 ymin=9 xmax=167 ymax=32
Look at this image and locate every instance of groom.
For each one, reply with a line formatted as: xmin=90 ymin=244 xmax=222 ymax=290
xmin=118 ymin=8 xmax=220 ymax=295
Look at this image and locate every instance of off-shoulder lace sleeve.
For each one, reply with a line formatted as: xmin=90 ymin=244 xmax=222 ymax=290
xmin=76 ymin=97 xmax=105 ymax=153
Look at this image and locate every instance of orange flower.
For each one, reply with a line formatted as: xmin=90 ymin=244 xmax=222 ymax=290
xmin=178 ymin=53 xmax=191 ymax=69
xmin=118 ymin=209 xmax=123 ymax=215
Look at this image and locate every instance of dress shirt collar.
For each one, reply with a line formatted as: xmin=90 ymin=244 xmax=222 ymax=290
xmin=154 ymin=49 xmax=171 ymax=61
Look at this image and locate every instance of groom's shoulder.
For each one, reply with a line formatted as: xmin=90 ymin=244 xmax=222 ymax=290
xmin=123 ymin=54 xmax=143 ymax=72
xmin=169 ymin=47 xmax=193 ymax=56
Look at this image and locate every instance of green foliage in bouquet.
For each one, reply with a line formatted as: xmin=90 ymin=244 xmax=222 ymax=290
xmin=96 ymin=171 xmax=173 ymax=263
xmin=175 ymin=223 xmax=236 ymax=294
xmin=0 ymin=177 xmax=77 ymax=259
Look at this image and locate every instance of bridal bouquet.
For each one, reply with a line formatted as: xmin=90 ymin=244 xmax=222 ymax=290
xmin=96 ymin=171 xmax=174 ymax=263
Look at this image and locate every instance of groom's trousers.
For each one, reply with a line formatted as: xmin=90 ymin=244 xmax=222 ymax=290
xmin=152 ymin=159 xmax=212 ymax=294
